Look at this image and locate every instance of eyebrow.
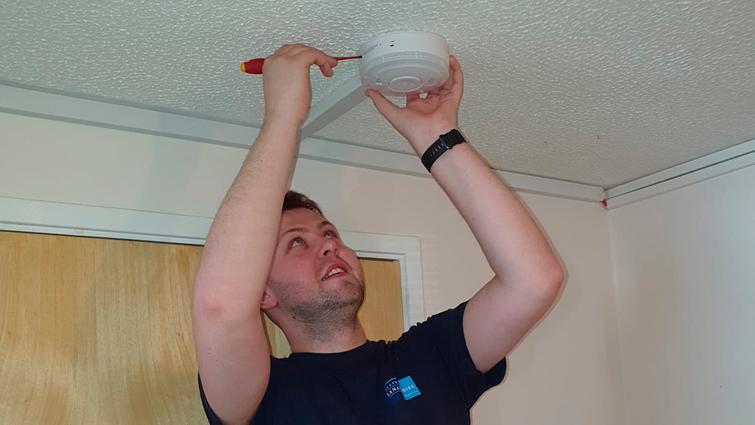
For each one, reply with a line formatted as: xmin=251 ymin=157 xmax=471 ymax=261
xmin=280 ymin=220 xmax=335 ymax=240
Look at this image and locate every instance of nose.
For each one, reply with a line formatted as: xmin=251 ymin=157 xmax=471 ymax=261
xmin=318 ymin=236 xmax=339 ymax=257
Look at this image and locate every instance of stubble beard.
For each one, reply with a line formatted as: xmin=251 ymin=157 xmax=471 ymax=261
xmin=271 ymin=273 xmax=365 ymax=343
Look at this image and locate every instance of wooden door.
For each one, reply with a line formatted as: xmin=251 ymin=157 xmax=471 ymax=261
xmin=0 ymin=231 xmax=403 ymax=424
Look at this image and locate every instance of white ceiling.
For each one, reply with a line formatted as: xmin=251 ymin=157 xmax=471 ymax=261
xmin=2 ymin=0 xmax=753 ymax=188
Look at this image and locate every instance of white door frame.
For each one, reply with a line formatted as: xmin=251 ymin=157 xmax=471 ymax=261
xmin=0 ymin=195 xmax=425 ymax=330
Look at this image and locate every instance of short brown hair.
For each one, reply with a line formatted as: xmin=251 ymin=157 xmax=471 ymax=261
xmin=282 ymin=190 xmax=324 ymax=217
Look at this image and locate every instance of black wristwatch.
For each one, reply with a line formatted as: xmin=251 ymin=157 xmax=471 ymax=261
xmin=421 ymin=129 xmax=467 ymax=172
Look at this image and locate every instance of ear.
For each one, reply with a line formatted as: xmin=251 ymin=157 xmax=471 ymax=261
xmin=260 ymin=288 xmax=278 ymax=310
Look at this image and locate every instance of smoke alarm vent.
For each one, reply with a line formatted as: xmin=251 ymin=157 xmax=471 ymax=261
xmin=359 ymin=31 xmax=450 ymax=97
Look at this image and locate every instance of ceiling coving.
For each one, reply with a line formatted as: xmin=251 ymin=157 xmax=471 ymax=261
xmin=1 ymin=0 xmax=753 ymax=188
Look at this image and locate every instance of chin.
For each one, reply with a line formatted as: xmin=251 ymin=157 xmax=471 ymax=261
xmin=336 ymin=278 xmax=365 ymax=306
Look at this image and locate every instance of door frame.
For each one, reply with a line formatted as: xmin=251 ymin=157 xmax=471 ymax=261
xmin=0 ymin=195 xmax=425 ymax=330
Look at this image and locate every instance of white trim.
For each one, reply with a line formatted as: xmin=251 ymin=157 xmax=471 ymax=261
xmin=0 ymin=82 xmax=604 ymax=203
xmin=0 ymin=195 xmax=425 ymax=330
xmin=494 ymin=171 xmax=601 ymax=202
xmin=300 ymin=73 xmax=366 ymax=141
xmin=604 ymin=137 xmax=755 ymax=209
xmin=343 ymin=232 xmax=425 ymax=330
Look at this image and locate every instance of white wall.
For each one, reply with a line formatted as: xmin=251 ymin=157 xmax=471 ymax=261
xmin=1 ymin=111 xmax=625 ymax=425
xmin=472 ymin=193 xmax=626 ymax=425
xmin=609 ymin=164 xmax=755 ymax=425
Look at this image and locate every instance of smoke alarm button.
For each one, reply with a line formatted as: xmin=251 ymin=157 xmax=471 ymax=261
xmin=389 ymin=76 xmax=422 ymax=92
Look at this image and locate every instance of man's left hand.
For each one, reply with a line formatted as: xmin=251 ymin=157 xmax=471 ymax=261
xmin=365 ymin=55 xmax=464 ymax=156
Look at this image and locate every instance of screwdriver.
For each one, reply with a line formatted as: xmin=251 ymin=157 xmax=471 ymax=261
xmin=241 ymin=56 xmax=362 ymax=74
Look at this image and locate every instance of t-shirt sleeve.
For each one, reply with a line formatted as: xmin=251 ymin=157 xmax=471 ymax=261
xmin=198 ymin=372 xmax=225 ymax=425
xmin=398 ymin=300 xmax=507 ymax=409
xmin=197 ymin=362 xmax=278 ymax=425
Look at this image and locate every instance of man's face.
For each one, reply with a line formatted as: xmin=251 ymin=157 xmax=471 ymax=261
xmin=265 ymin=208 xmax=364 ymax=324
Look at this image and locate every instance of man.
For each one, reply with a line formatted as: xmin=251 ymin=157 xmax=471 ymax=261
xmin=192 ymin=44 xmax=564 ymax=425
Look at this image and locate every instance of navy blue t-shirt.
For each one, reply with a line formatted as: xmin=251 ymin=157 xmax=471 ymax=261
xmin=198 ymin=301 xmax=507 ymax=424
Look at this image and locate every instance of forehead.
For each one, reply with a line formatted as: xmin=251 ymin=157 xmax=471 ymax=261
xmin=279 ymin=208 xmax=331 ymax=231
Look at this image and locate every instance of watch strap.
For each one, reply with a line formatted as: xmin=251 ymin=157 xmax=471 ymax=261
xmin=421 ymin=129 xmax=467 ymax=172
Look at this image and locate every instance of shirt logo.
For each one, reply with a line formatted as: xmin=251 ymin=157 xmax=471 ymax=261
xmin=384 ymin=376 xmax=422 ymax=402
xmin=397 ymin=376 xmax=421 ymax=401
xmin=384 ymin=377 xmax=401 ymax=402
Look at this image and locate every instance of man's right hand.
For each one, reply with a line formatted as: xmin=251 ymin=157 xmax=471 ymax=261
xmin=261 ymin=44 xmax=339 ymax=127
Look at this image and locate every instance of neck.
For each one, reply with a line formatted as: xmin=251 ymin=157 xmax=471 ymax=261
xmin=287 ymin=320 xmax=368 ymax=354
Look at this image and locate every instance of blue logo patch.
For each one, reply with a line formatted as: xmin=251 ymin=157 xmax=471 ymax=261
xmin=398 ymin=376 xmax=421 ymax=400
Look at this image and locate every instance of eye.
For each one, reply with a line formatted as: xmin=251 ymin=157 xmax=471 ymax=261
xmin=326 ymin=230 xmax=337 ymax=238
xmin=289 ymin=237 xmax=304 ymax=248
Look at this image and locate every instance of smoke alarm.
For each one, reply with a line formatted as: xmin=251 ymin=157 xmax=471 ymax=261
xmin=358 ymin=31 xmax=450 ymax=97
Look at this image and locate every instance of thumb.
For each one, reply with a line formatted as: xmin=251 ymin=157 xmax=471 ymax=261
xmin=365 ymin=89 xmax=401 ymax=123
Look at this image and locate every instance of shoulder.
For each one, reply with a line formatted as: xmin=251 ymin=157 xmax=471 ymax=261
xmin=394 ymin=301 xmax=507 ymax=407
xmin=389 ymin=301 xmax=468 ymax=362
xmin=397 ymin=301 xmax=467 ymax=344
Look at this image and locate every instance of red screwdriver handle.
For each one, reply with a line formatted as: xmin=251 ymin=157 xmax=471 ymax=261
xmin=241 ymin=58 xmax=265 ymax=74
xmin=241 ymin=56 xmax=361 ymax=74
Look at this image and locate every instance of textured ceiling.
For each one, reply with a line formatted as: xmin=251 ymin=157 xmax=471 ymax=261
xmin=2 ymin=0 xmax=754 ymax=188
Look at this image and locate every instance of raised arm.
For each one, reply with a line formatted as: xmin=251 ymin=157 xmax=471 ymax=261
xmin=192 ymin=45 xmax=339 ymax=425
xmin=365 ymin=56 xmax=564 ymax=374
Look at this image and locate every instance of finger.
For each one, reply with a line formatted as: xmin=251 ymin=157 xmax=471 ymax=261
xmin=293 ymin=45 xmax=337 ymax=68
xmin=439 ymin=55 xmax=459 ymax=90
xmin=448 ymin=55 xmax=464 ymax=98
xmin=308 ymin=47 xmax=338 ymax=68
xmin=440 ymin=71 xmax=454 ymax=92
xmin=289 ymin=46 xmax=336 ymax=77
xmin=423 ymin=87 xmax=444 ymax=102
xmin=405 ymin=91 xmax=421 ymax=106
xmin=314 ymin=55 xmax=334 ymax=77
xmin=365 ymin=89 xmax=401 ymax=122
xmin=293 ymin=44 xmax=337 ymax=64
xmin=405 ymin=91 xmax=423 ymax=107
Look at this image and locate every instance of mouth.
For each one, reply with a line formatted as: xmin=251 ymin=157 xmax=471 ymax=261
xmin=322 ymin=263 xmax=348 ymax=281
